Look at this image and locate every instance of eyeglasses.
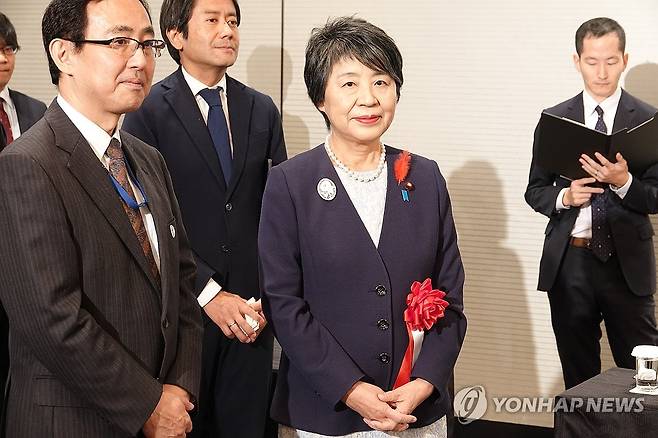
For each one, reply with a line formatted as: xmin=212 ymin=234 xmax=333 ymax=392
xmin=68 ymin=37 xmax=166 ymax=58
xmin=0 ymin=46 xmax=18 ymax=56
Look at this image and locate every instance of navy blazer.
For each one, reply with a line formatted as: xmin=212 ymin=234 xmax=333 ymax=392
xmin=123 ymin=69 xmax=286 ymax=296
xmin=259 ymin=145 xmax=466 ymax=435
xmin=525 ymin=90 xmax=658 ymax=295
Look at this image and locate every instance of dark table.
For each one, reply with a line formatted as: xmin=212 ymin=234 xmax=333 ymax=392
xmin=554 ymin=367 xmax=658 ymax=437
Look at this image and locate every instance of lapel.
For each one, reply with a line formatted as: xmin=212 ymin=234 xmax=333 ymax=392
xmin=225 ymin=75 xmax=254 ymax=200
xmin=122 ymin=136 xmax=168 ymax=298
xmin=565 ymin=92 xmax=585 ymax=124
xmin=46 ymin=102 xmax=161 ymax=296
xmin=162 ymin=69 xmax=227 ymax=191
xmin=612 ymin=89 xmax=637 ymax=132
xmin=9 ymin=89 xmax=30 ymax=134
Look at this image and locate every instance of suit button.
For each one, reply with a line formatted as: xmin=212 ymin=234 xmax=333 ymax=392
xmin=379 ymin=353 xmax=391 ymax=364
xmin=163 ymin=318 xmax=170 ymax=329
xmin=377 ymin=319 xmax=390 ymax=330
xmin=221 ymin=244 xmax=230 ymax=254
xmin=225 ymin=203 xmax=233 ymax=212
xmin=375 ymin=285 xmax=387 ymax=296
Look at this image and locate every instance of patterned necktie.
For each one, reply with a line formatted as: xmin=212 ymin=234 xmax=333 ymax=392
xmin=590 ymin=105 xmax=613 ymax=262
xmin=198 ymin=87 xmax=232 ymax=184
xmin=0 ymin=98 xmax=14 ymax=145
xmin=106 ymin=138 xmax=160 ymax=284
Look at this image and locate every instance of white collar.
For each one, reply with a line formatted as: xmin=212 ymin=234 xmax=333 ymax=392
xmin=56 ymin=95 xmax=121 ymax=161
xmin=181 ymin=66 xmax=227 ymax=96
xmin=583 ymin=87 xmax=622 ymax=118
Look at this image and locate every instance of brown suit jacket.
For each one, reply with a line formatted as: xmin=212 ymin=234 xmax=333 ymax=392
xmin=0 ymin=102 xmax=203 ymax=437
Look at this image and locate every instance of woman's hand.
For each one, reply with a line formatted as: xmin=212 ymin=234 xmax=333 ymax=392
xmin=378 ymin=378 xmax=435 ymax=417
xmin=343 ymin=381 xmax=417 ymax=432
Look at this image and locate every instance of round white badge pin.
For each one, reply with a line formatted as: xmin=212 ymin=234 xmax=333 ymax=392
xmin=317 ymin=178 xmax=337 ymax=201
xmin=170 ymin=224 xmax=176 ymax=239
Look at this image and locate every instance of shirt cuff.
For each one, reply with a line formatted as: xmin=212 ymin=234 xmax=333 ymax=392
xmin=610 ymin=174 xmax=633 ymax=199
xmin=197 ymin=278 xmax=222 ymax=307
xmin=556 ymin=188 xmax=570 ymax=210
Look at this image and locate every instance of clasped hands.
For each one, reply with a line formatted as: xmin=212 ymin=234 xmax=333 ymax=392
xmin=204 ymin=291 xmax=267 ymax=343
xmin=343 ymin=379 xmax=434 ymax=432
xmin=143 ymin=384 xmax=194 ymax=438
xmin=562 ymin=152 xmax=629 ymax=207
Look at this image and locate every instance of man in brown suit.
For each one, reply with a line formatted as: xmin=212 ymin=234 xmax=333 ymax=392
xmin=0 ymin=0 xmax=202 ymax=436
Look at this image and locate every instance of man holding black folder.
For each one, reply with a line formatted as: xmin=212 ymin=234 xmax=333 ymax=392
xmin=525 ymin=17 xmax=658 ymax=389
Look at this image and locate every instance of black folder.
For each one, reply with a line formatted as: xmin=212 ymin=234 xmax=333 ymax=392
xmin=537 ymin=111 xmax=658 ymax=180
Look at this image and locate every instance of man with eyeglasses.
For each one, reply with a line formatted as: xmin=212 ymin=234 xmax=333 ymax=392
xmin=123 ymin=0 xmax=286 ymax=436
xmin=0 ymin=10 xmax=47 ymax=419
xmin=0 ymin=1 xmax=203 ymax=437
xmin=0 ymin=13 xmax=46 ymax=151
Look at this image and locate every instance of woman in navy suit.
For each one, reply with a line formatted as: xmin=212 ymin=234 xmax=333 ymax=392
xmin=259 ymin=17 xmax=466 ymax=437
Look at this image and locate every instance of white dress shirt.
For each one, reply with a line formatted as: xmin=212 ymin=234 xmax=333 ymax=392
xmin=0 ymin=86 xmax=22 ymax=139
xmin=181 ymin=67 xmax=234 ymax=306
xmin=57 ymin=95 xmax=160 ymax=271
xmin=555 ymin=87 xmax=632 ymax=238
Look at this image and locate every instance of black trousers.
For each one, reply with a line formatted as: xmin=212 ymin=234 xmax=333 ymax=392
xmin=190 ymin=318 xmax=273 ymax=438
xmin=548 ymin=245 xmax=658 ymax=389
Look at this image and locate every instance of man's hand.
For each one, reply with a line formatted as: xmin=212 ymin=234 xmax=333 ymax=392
xmin=377 ymin=378 xmax=434 ymax=420
xmin=143 ymin=385 xmax=194 ymax=438
xmin=580 ymin=152 xmax=630 ymax=187
xmin=203 ymin=291 xmax=265 ymax=343
xmin=342 ymin=381 xmax=417 ymax=432
xmin=562 ymin=177 xmax=604 ymax=207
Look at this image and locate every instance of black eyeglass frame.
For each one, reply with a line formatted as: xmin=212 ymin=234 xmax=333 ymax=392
xmin=67 ymin=37 xmax=166 ymax=58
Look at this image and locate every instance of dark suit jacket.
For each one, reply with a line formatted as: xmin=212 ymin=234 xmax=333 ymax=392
xmin=258 ymin=145 xmax=467 ymax=435
xmin=0 ymin=88 xmax=46 ymax=413
xmin=9 ymin=88 xmax=47 ymax=135
xmin=123 ymin=69 xmax=287 ymax=297
xmin=0 ymin=102 xmax=203 ymax=437
xmin=525 ymin=90 xmax=658 ymax=296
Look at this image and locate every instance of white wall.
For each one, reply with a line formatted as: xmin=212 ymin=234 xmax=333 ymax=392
xmin=4 ymin=0 xmax=658 ymax=428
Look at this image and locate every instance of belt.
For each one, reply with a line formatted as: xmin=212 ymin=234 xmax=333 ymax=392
xmin=569 ymin=237 xmax=591 ymax=249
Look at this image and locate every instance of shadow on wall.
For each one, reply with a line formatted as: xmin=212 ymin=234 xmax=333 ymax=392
xmin=624 ymin=63 xmax=658 ymax=109
xmin=449 ymin=161 xmax=550 ymax=400
xmin=246 ymin=45 xmax=310 ymax=157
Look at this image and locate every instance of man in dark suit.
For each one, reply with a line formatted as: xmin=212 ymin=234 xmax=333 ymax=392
xmin=0 ymin=11 xmax=47 ymax=416
xmin=525 ymin=17 xmax=658 ymax=389
xmin=0 ymin=13 xmax=47 ymax=147
xmin=123 ymin=0 xmax=286 ymax=436
xmin=0 ymin=1 xmax=203 ymax=436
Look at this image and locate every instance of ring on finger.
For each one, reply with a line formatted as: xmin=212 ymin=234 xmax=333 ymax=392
xmin=228 ymin=321 xmax=237 ymax=328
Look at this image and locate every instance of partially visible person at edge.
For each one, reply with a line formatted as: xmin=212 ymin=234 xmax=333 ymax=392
xmin=525 ymin=17 xmax=658 ymax=390
xmin=258 ymin=16 xmax=466 ymax=438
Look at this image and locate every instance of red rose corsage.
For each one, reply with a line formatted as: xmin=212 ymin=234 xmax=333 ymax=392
xmin=393 ymin=278 xmax=449 ymax=388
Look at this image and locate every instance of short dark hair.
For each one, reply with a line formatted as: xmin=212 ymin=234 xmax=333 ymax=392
xmin=160 ymin=0 xmax=241 ymax=65
xmin=42 ymin=0 xmax=152 ymax=85
xmin=304 ymin=16 xmax=403 ymax=128
xmin=575 ymin=17 xmax=626 ymax=56
xmin=0 ymin=13 xmax=20 ymax=51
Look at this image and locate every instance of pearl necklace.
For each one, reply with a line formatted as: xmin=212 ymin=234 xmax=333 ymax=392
xmin=324 ymin=135 xmax=386 ymax=183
